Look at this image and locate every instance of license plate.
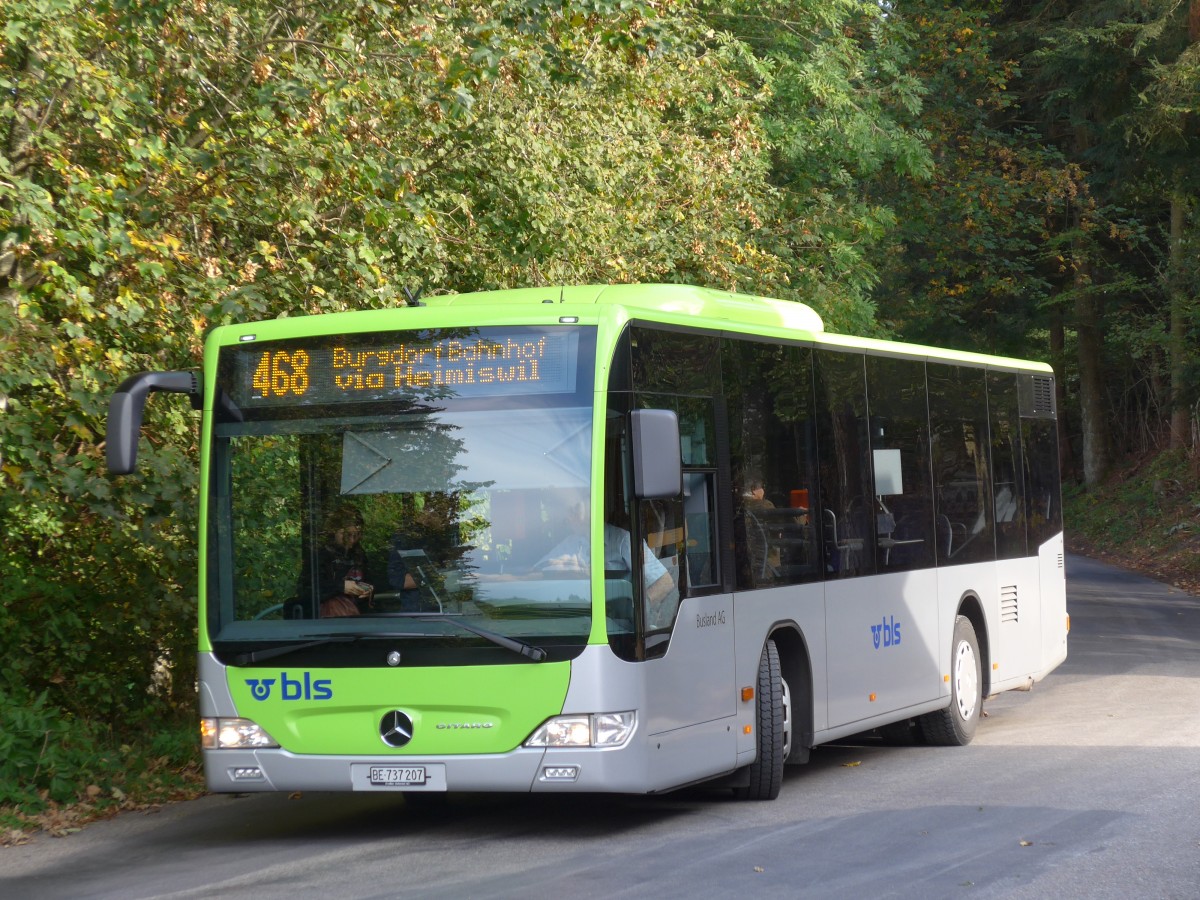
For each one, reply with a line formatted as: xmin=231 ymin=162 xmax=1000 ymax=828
xmin=369 ymin=766 xmax=427 ymax=786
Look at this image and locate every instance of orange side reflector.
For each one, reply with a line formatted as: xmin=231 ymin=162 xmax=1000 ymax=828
xmin=944 ymin=674 xmax=951 ymax=683
xmin=868 ymin=693 xmax=876 ymax=702
xmin=1066 ymin=614 xmax=1071 ymax=633
xmin=993 ymin=662 xmax=1000 ymax=670
xmin=741 ymin=687 xmax=755 ymax=702
xmin=743 ymin=725 xmax=753 ymax=735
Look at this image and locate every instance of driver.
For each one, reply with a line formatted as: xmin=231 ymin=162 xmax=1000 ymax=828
xmin=387 ymin=498 xmax=460 ymax=612
xmin=534 ymin=498 xmax=677 ymax=625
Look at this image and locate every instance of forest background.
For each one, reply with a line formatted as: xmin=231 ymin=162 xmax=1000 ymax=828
xmin=2 ymin=0 xmax=1198 ymax=833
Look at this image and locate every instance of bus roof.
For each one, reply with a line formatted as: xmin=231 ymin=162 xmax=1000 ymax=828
xmin=209 ymin=283 xmax=1052 ymax=374
xmin=427 ymin=283 xmax=827 ymax=334
xmin=427 ymin=283 xmax=1051 ymax=373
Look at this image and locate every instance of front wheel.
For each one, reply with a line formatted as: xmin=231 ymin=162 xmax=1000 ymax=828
xmin=919 ymin=615 xmax=982 ymax=746
xmin=734 ymin=639 xmax=785 ymax=800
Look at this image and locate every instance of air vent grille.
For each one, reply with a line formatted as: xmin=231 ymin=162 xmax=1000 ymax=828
xmin=1000 ymin=585 xmax=1019 ymax=623
xmin=1031 ymin=376 xmax=1054 ymax=415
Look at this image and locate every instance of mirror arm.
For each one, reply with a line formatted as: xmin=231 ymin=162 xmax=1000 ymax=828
xmin=106 ymin=370 xmax=202 ymax=474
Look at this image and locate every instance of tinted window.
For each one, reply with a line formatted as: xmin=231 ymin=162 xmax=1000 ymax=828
xmin=866 ymin=356 xmax=934 ymax=572
xmin=815 ymin=351 xmax=875 ymax=579
xmin=988 ymin=372 xmax=1028 ymax=560
xmin=1022 ymin=418 xmax=1062 ymax=549
xmin=724 ymin=340 xmax=821 ymax=589
xmin=928 ymin=365 xmax=994 ymax=566
xmin=620 ymin=327 xmax=723 ymax=658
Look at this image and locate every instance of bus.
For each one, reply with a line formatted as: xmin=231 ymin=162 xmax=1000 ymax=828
xmin=107 ymin=283 xmax=1067 ymax=800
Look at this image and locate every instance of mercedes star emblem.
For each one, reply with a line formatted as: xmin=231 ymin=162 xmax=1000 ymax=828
xmin=380 ymin=710 xmax=415 ymax=748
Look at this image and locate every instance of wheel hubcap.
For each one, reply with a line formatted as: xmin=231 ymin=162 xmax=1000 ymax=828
xmin=954 ymin=640 xmax=979 ymax=721
xmin=780 ymin=676 xmax=793 ymax=761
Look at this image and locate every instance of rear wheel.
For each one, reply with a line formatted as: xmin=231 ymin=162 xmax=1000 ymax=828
xmin=919 ymin=615 xmax=982 ymax=746
xmin=735 ymin=639 xmax=785 ymax=800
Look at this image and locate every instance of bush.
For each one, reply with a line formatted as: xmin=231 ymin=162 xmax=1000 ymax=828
xmin=0 ymin=685 xmax=103 ymax=806
xmin=0 ymin=683 xmax=203 ymax=832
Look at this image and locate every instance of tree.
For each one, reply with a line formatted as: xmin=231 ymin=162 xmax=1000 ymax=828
xmin=698 ymin=0 xmax=934 ymax=335
xmin=0 ymin=0 xmax=853 ymax=804
xmin=1122 ymin=1 xmax=1200 ymax=449
xmin=867 ymin=2 xmax=1075 ymax=357
xmin=994 ymin=0 xmax=1200 ymax=483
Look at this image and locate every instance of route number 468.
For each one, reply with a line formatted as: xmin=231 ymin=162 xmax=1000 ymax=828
xmin=252 ymin=350 xmax=310 ymax=398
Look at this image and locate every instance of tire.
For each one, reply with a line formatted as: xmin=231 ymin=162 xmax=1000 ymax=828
xmin=735 ymin=639 xmax=785 ymax=800
xmin=919 ymin=615 xmax=982 ymax=746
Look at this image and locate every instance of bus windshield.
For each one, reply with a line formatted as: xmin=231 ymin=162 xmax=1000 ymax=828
xmin=207 ymin=326 xmax=597 ymax=662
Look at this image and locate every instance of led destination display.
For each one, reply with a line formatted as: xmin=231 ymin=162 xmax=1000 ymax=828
xmin=224 ymin=328 xmax=580 ymax=408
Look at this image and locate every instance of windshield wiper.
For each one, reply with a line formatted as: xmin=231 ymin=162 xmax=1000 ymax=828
xmin=410 ymin=615 xmax=548 ymax=662
xmin=231 ymin=632 xmax=426 ymax=666
xmin=229 ymin=622 xmax=546 ymax=666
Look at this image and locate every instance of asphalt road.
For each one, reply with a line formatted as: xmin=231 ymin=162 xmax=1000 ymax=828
xmin=4 ymin=554 xmax=1199 ymax=899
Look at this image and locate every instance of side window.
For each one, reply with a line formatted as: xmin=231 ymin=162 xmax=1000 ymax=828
xmin=603 ymin=372 xmax=638 ymax=660
xmin=814 ymin=350 xmax=876 ymax=579
xmin=1022 ymin=420 xmax=1062 ymax=549
xmin=631 ymin=325 xmax=723 ymax=605
xmin=928 ymin=365 xmax=995 ymax=566
xmin=724 ymin=339 xmax=821 ymax=589
xmin=1020 ymin=373 xmax=1062 ymax=549
xmin=639 ymin=496 xmax=685 ymax=655
xmin=631 ymin=327 xmax=721 ymax=396
xmin=865 ymin=357 xmax=934 ymax=572
xmin=612 ymin=326 xmax=721 ymax=659
xmin=683 ymin=471 xmax=718 ymax=590
xmin=988 ymin=372 xmax=1028 ymax=560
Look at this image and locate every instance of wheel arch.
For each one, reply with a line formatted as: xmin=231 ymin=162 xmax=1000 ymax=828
xmin=767 ymin=622 xmax=814 ymax=753
xmin=955 ymin=592 xmax=991 ymax=699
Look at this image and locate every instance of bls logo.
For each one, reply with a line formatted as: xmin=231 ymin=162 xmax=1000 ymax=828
xmin=245 ymin=671 xmax=333 ymax=701
xmin=871 ymin=616 xmax=902 ymax=650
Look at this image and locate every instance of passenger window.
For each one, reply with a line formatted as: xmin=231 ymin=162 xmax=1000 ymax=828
xmin=865 ymin=356 xmax=934 ymax=572
xmin=683 ymin=472 xmax=718 ymax=590
xmin=988 ymin=372 xmax=1027 ymax=560
xmin=928 ymin=365 xmax=995 ymax=566
xmin=815 ymin=351 xmax=876 ymax=579
xmin=724 ymin=340 xmax=821 ymax=589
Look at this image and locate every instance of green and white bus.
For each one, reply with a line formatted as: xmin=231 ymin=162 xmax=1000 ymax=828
xmin=107 ymin=283 xmax=1067 ymax=800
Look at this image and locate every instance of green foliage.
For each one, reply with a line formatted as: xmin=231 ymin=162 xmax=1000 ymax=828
xmin=993 ymin=0 xmax=1200 ymax=463
xmin=0 ymin=685 xmax=88 ymax=805
xmin=700 ymin=0 xmax=936 ymax=332
xmin=1064 ymin=449 xmax=1200 ymax=586
xmin=0 ymin=692 xmax=202 ymax=831
xmin=4 ymin=0 xmax=1194 ymax=820
xmin=864 ymin=1 xmax=1078 ymax=359
xmin=0 ymin=677 xmax=197 ymax=810
xmin=5 ymin=0 xmax=926 ymax=814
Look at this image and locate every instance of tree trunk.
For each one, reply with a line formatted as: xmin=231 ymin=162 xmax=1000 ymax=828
xmin=1167 ymin=194 xmax=1189 ymax=449
xmin=1 ymin=42 xmax=37 ymax=305
xmin=1050 ymin=316 xmax=1075 ymax=481
xmin=1076 ymin=275 xmax=1109 ymax=486
xmin=1167 ymin=1 xmax=1200 ymax=445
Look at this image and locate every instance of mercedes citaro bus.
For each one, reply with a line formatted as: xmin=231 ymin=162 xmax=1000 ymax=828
xmin=107 ymin=284 xmax=1067 ymax=800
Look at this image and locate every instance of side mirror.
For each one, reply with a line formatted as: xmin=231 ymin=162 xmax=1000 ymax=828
xmin=107 ymin=371 xmax=202 ymax=475
xmin=630 ymin=409 xmax=682 ymax=499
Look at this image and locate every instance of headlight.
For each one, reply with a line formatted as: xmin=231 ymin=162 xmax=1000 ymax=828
xmin=525 ymin=711 xmax=636 ymax=748
xmin=201 ymin=717 xmax=279 ymax=750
